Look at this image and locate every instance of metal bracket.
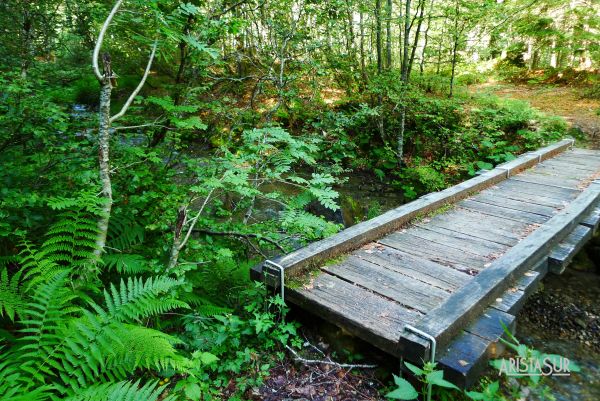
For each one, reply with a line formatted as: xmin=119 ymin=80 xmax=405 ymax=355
xmin=569 ymin=138 xmax=575 ymax=150
xmin=263 ymin=260 xmax=285 ymax=302
xmin=403 ymin=325 xmax=437 ymax=401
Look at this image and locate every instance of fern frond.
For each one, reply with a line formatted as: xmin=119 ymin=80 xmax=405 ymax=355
xmin=54 ymin=276 xmax=189 ymax=388
xmin=177 ymin=293 xmax=232 ymax=316
xmin=99 ymin=276 xmax=188 ymax=323
xmin=0 ymin=267 xmax=24 ymax=321
xmin=108 ymin=324 xmax=188 ymax=372
xmin=102 ymin=254 xmax=150 ymax=274
xmin=39 ymin=209 xmax=100 ymax=268
xmin=15 ymin=270 xmax=76 ymax=384
xmin=62 ymin=380 xmax=175 ymax=401
xmin=106 ymin=217 xmax=145 ymax=252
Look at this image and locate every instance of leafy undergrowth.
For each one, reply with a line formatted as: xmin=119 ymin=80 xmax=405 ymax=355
xmin=473 ymin=82 xmax=600 ymax=146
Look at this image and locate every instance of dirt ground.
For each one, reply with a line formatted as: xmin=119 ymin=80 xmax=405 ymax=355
xmin=474 ymin=82 xmax=600 ymax=148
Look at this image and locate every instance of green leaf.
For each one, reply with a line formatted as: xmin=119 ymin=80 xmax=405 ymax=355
xmin=386 ymin=375 xmax=418 ymax=400
xmin=426 ymin=370 xmax=459 ymax=390
xmin=184 ymin=382 xmax=202 ymax=399
xmin=198 ymin=351 xmax=219 ymax=365
xmin=403 ymin=361 xmax=424 ymax=376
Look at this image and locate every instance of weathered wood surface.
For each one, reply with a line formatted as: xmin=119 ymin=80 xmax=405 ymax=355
xmin=549 ymin=224 xmax=592 ymax=274
xmin=252 ymin=142 xmax=600 ymax=377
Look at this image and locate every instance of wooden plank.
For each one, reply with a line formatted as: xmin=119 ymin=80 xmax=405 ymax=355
xmin=289 ymin=273 xmax=422 ymax=356
xmin=437 ymin=331 xmax=490 ymax=388
xmin=532 ymin=164 xmax=598 ymax=180
xmin=378 ymin=231 xmax=490 ymax=273
xmin=426 ymin=208 xmax=530 ymax=243
xmin=569 ymin=148 xmax=600 ymax=157
xmin=539 ymin=158 xmax=598 ymax=172
xmin=354 ymin=244 xmax=471 ymax=292
xmin=564 ymin=149 xmax=600 ymax=162
xmin=510 ymin=172 xmax=582 ymax=190
xmin=496 ymin=178 xmax=580 ymax=200
xmin=538 ymin=157 xmax=598 ymax=170
xmin=549 ymin=224 xmax=592 ymax=274
xmin=492 ymin=270 xmax=542 ymax=314
xmin=468 ymin=192 xmax=559 ymax=218
xmin=400 ymin=182 xmax=600 ymax=361
xmin=250 ymin=139 xmax=574 ymax=279
xmin=423 ymin=216 xmax=519 ymax=247
xmin=412 ymin=224 xmax=507 ymax=253
xmin=580 ymin=205 xmax=600 ymax=234
xmin=550 ymin=153 xmax=600 ymax=169
xmin=437 ymin=309 xmax=515 ymax=388
xmin=459 ymin=199 xmax=549 ymax=225
xmin=483 ymin=186 xmax=574 ymax=208
xmin=400 ymin=225 xmax=506 ymax=257
xmin=323 ymin=256 xmax=449 ymax=312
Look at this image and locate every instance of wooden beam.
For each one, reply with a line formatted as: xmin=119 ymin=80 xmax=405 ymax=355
xmin=400 ymin=181 xmax=600 ymax=362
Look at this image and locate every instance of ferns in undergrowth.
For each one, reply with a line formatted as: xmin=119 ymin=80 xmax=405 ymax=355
xmin=0 ymin=266 xmax=24 ymax=321
xmin=62 ymin=380 xmax=176 ymax=401
xmin=0 ymin=268 xmax=190 ymax=398
xmin=0 ymin=204 xmax=192 ymax=400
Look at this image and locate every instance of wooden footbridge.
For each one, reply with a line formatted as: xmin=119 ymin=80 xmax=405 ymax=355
xmin=251 ymin=139 xmax=600 ymax=386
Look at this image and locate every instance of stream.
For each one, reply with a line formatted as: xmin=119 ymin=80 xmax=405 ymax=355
xmin=516 ymin=244 xmax=600 ymax=401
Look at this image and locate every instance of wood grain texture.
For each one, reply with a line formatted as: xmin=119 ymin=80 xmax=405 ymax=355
xmin=353 ymin=244 xmax=471 ymax=292
xmin=289 ymin=273 xmax=422 ymax=356
xmin=549 ymin=224 xmax=592 ymax=274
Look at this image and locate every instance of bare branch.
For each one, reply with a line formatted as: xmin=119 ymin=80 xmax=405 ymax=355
xmin=93 ymin=0 xmax=124 ymax=81
xmin=110 ymin=40 xmax=158 ymax=123
xmin=285 ymin=345 xmax=377 ymax=369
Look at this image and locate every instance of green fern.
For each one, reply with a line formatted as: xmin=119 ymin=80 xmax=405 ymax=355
xmin=0 ymin=272 xmax=190 ymax=396
xmin=0 ymin=267 xmax=24 ymax=321
xmin=42 ymin=209 xmax=99 ymax=267
xmin=106 ymin=217 xmax=145 ymax=252
xmin=63 ymin=380 xmax=176 ymax=401
xmin=102 ymin=254 xmax=150 ymax=274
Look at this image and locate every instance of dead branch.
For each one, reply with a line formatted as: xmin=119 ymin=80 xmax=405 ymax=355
xmin=110 ymin=40 xmax=158 ymax=123
xmin=285 ymin=345 xmax=377 ymax=369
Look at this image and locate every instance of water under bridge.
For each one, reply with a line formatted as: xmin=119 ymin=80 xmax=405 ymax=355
xmin=251 ymin=139 xmax=600 ymax=387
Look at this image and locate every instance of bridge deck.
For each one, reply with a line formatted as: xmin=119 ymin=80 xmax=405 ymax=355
xmin=251 ymin=140 xmax=600 ymax=386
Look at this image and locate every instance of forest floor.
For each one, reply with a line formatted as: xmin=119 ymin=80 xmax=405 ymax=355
xmin=473 ymin=82 xmax=600 ymax=147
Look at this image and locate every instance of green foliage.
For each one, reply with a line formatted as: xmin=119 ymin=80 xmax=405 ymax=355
xmin=386 ymin=361 xmax=458 ymax=400
xmin=0 ymin=208 xmax=189 ymax=400
xmin=176 ymin=283 xmax=301 ymax=399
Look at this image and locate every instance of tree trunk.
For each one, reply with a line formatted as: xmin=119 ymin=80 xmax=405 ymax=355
xmin=420 ymin=0 xmax=434 ymax=74
xmin=386 ymin=0 xmax=392 ymax=69
xmin=375 ymin=0 xmax=383 ymax=74
xmin=401 ymin=0 xmax=411 ymax=81
xmin=359 ymin=11 xmax=368 ymax=87
xmin=408 ymin=0 xmax=426 ymax=78
xmin=397 ymin=0 xmax=412 ymax=166
xmin=95 ymin=77 xmax=113 ymax=259
xmin=448 ymin=0 xmax=460 ymax=98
